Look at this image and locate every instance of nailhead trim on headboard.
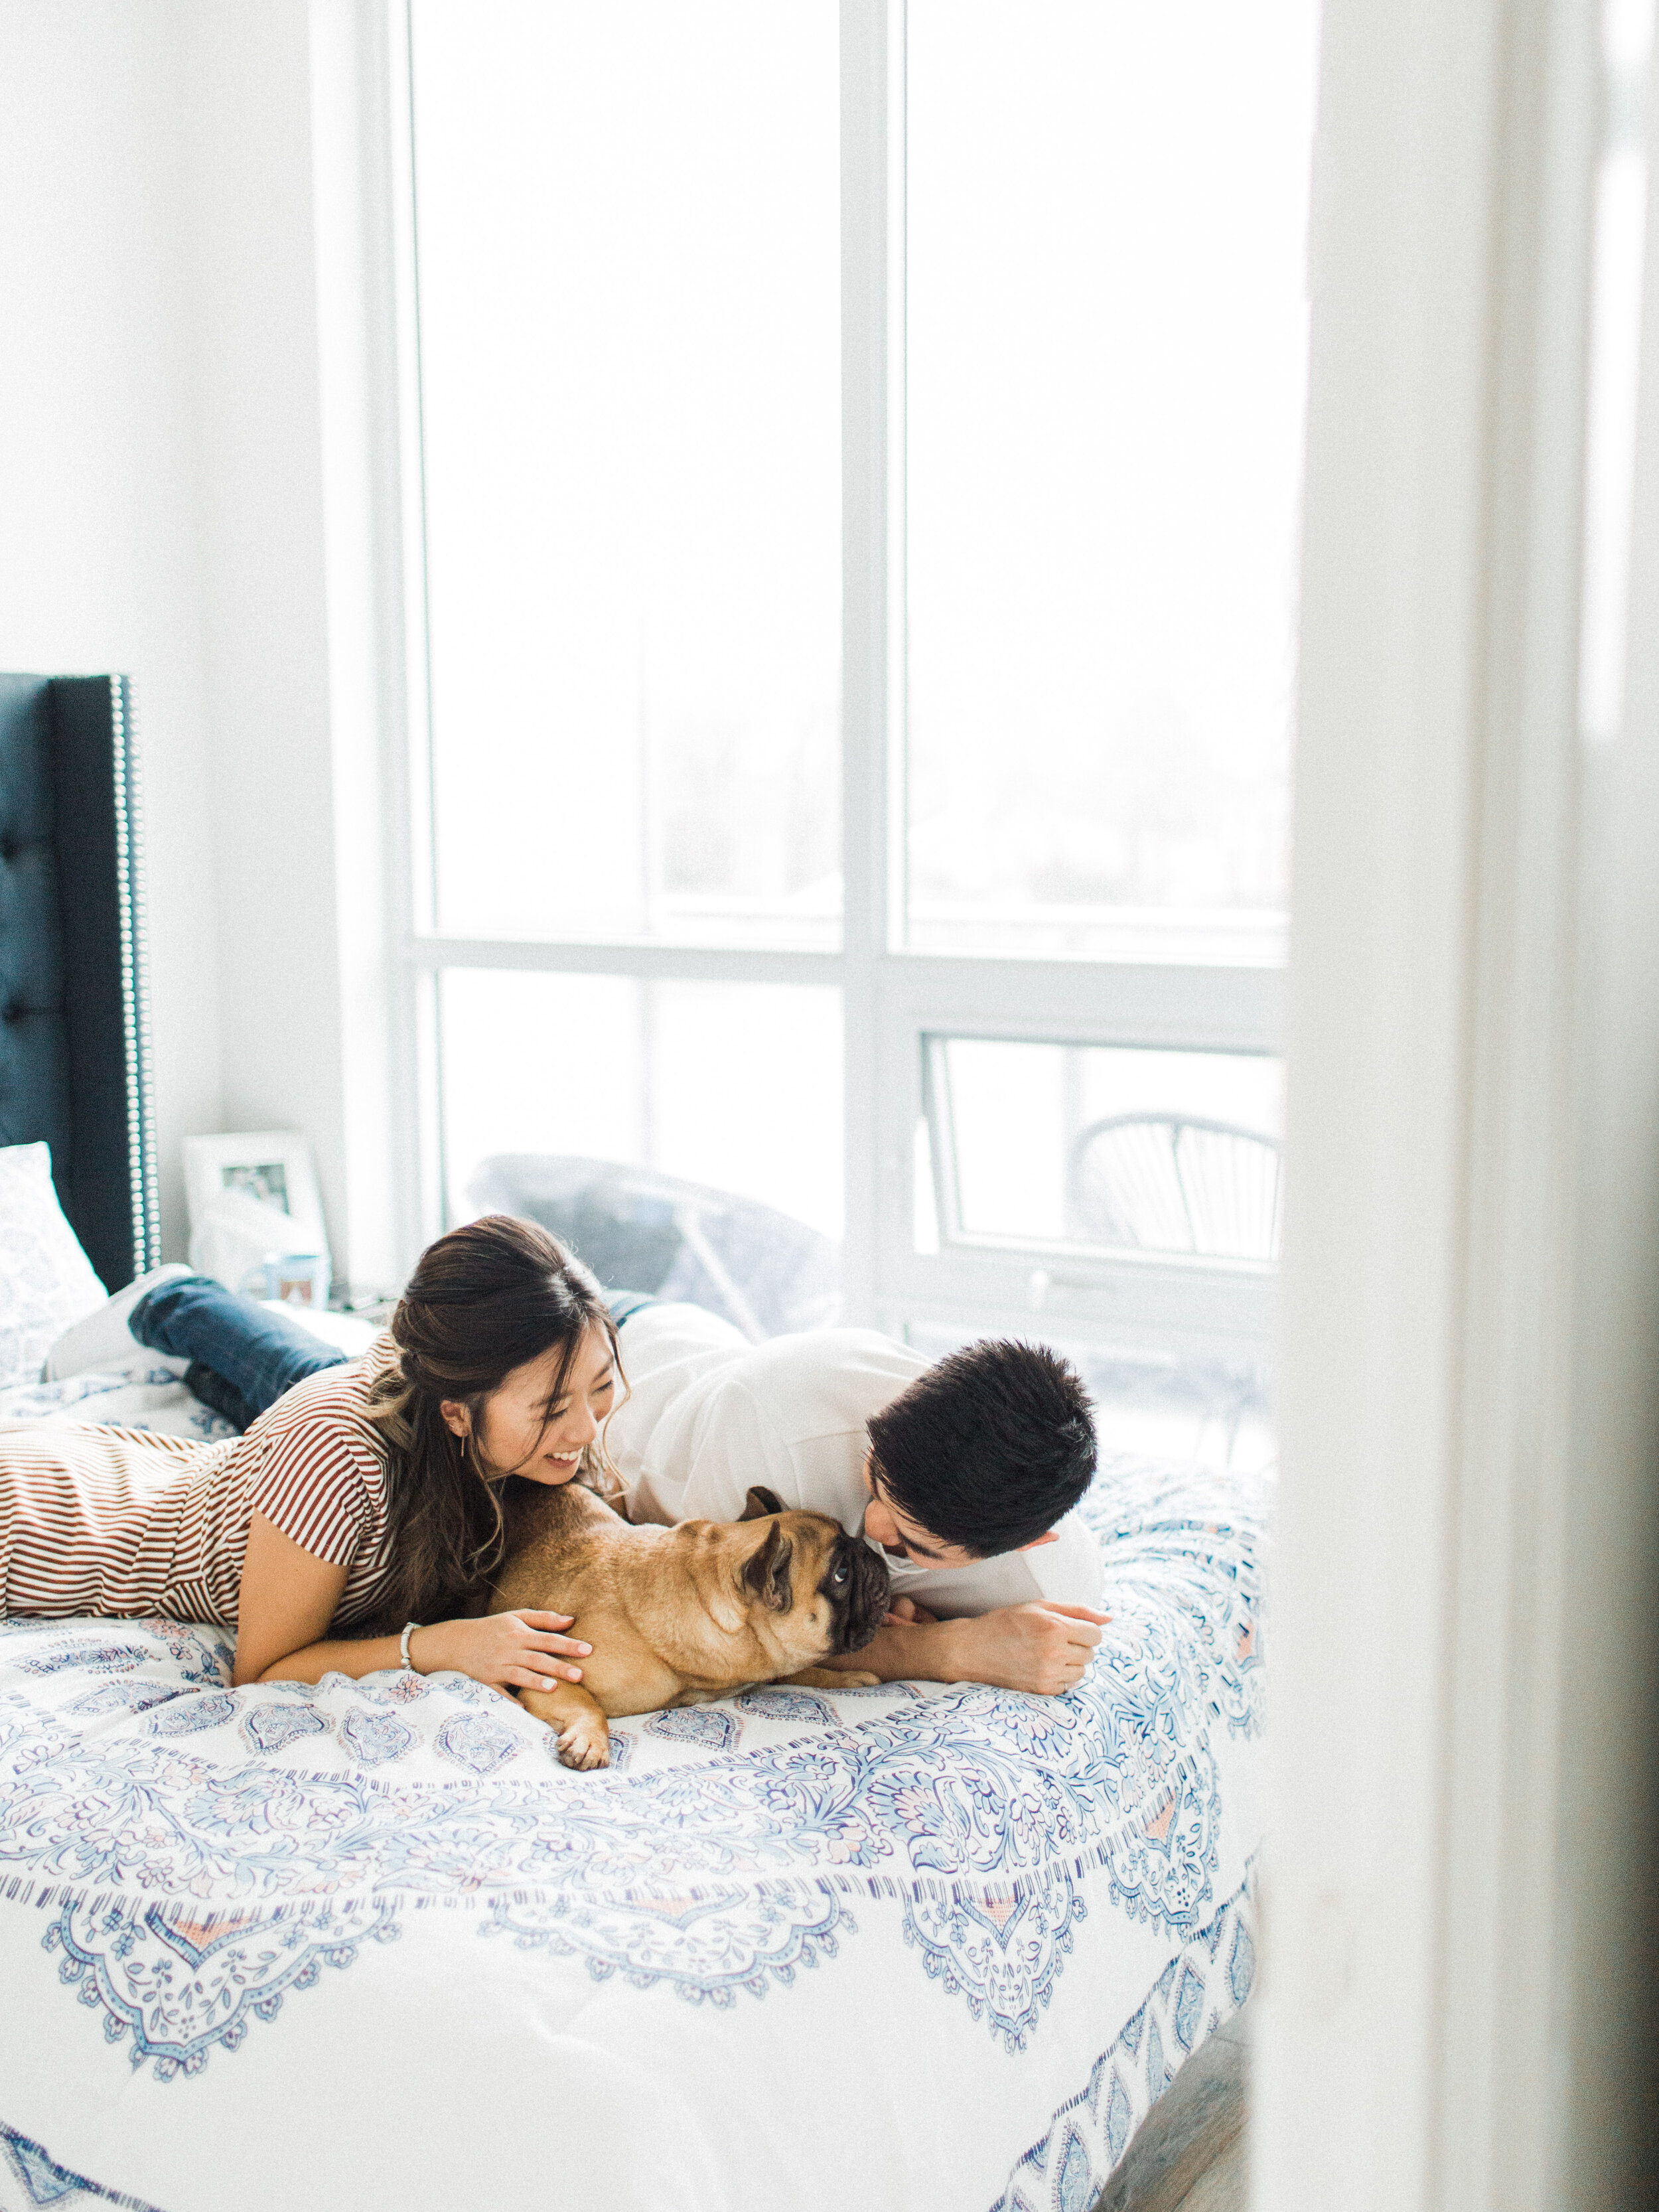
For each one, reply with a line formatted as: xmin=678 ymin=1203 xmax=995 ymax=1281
xmin=109 ymin=677 xmax=159 ymax=1278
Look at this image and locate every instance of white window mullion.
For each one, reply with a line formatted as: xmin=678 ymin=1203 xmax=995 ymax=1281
xmin=883 ymin=955 xmax=1287 ymax=1053
xmin=406 ymin=938 xmax=844 ymax=988
xmin=384 ymin=0 xmax=444 ymax=1267
xmin=840 ymin=0 xmax=895 ymax=1328
xmin=876 ymin=1258 xmax=1275 ymax=1361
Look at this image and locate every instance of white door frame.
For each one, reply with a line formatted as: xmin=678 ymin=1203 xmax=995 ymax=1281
xmin=1260 ymin=0 xmax=1659 ymax=2202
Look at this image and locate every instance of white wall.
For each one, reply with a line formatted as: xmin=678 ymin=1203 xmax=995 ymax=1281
xmin=186 ymin=1 xmax=367 ymax=1283
xmin=0 ymin=0 xmax=398 ymax=1284
xmin=0 ymin=0 xmax=223 ymax=1258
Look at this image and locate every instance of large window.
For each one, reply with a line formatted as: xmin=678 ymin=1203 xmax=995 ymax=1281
xmin=397 ymin=0 xmax=1316 ymax=1463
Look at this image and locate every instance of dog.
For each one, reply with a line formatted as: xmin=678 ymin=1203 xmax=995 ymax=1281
xmin=488 ymin=1479 xmax=892 ymax=1769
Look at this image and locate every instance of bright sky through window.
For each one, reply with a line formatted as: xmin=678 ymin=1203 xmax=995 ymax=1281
xmin=411 ymin=1 xmax=841 ymax=950
xmin=904 ymin=0 xmax=1318 ymax=962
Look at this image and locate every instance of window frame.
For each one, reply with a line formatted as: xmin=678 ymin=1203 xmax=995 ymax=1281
xmin=384 ymin=0 xmax=1286 ymax=1363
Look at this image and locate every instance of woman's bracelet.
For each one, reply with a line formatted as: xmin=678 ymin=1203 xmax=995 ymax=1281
xmin=399 ymin=1621 xmax=423 ymax=1674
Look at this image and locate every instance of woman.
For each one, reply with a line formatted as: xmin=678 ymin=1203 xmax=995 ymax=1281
xmin=0 ymin=1217 xmax=615 ymax=1695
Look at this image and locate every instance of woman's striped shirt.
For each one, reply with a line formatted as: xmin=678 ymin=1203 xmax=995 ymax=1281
xmin=0 ymin=1335 xmax=402 ymax=1629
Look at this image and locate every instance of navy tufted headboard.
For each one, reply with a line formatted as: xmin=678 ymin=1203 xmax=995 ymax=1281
xmin=0 ymin=675 xmax=159 ymax=1290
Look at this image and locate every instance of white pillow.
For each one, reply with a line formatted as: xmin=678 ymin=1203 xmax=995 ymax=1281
xmin=0 ymin=1142 xmax=109 ymax=1386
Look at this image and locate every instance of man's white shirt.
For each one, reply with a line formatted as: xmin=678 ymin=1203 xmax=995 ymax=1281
xmin=604 ymin=1303 xmax=1101 ymax=1617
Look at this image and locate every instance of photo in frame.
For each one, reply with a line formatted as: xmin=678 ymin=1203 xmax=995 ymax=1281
xmin=182 ymin=1132 xmax=330 ymax=1302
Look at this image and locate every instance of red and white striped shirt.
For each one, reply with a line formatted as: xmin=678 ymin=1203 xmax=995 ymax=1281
xmin=0 ymin=1336 xmax=401 ymax=1629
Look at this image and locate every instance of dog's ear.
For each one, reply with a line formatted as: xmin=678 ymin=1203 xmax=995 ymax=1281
xmin=739 ymin=1486 xmax=785 ymax=1523
xmin=742 ymin=1522 xmax=794 ymax=1612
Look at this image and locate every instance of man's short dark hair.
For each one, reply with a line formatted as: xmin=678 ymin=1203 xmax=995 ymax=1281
xmin=865 ymin=1340 xmax=1096 ymax=1558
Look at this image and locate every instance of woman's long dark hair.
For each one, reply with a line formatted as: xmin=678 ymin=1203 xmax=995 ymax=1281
xmin=363 ymin=1215 xmax=619 ymax=1629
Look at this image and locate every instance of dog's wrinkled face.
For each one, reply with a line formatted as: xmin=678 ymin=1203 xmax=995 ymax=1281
xmin=737 ymin=1487 xmax=890 ymax=1660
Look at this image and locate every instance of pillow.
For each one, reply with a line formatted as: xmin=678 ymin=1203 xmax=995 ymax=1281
xmin=0 ymin=1142 xmax=109 ymax=1386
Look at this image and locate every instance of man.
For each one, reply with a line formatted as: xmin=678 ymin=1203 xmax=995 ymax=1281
xmin=606 ymin=1302 xmax=1110 ymax=1697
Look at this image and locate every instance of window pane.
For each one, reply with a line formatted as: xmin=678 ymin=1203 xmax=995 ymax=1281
xmin=441 ymin=972 xmax=843 ymax=1333
xmin=903 ymin=1319 xmax=1273 ymax=1473
xmin=904 ymin=0 xmax=1317 ymax=962
xmin=411 ymin=3 xmax=841 ymax=949
xmin=928 ymin=1037 xmax=1283 ymax=1257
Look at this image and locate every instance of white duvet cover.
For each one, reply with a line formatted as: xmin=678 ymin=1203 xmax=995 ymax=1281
xmin=0 ymin=1375 xmax=1263 ymax=2212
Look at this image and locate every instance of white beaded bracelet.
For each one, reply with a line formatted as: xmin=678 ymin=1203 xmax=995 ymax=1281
xmin=399 ymin=1621 xmax=422 ymax=1674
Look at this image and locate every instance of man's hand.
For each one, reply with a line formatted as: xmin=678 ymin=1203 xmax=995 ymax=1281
xmin=942 ymin=1603 xmax=1110 ymax=1695
xmin=815 ymin=1599 xmax=1110 ymax=1694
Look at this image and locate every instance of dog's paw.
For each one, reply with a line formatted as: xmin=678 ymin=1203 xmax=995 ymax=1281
xmin=556 ymin=1714 xmax=611 ymax=1770
xmin=782 ymin=1666 xmax=882 ymax=1690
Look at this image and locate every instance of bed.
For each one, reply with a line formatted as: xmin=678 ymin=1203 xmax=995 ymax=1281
xmin=0 ymin=1443 xmax=1262 ymax=2212
xmin=0 ymin=677 xmax=1265 ymax=2212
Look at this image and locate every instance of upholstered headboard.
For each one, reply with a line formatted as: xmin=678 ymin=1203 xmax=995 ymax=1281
xmin=0 ymin=674 xmax=159 ymax=1290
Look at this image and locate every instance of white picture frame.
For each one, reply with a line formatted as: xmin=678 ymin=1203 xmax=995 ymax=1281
xmin=182 ymin=1130 xmax=328 ymax=1250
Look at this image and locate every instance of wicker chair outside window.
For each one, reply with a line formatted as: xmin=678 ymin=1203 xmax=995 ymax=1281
xmin=1066 ymin=1114 xmax=1283 ymax=1264
xmin=465 ymin=1153 xmax=840 ymax=1341
xmin=1064 ymin=1116 xmax=1281 ymax=1464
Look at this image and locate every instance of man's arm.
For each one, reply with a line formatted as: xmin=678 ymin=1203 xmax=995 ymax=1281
xmin=824 ymin=1598 xmax=1110 ymax=1697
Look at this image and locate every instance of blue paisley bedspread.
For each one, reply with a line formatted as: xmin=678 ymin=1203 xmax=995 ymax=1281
xmin=0 ymin=1439 xmax=1265 ymax=2212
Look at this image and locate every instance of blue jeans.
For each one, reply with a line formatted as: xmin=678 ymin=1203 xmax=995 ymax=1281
xmin=131 ymin=1277 xmax=659 ymax=1432
xmin=131 ymin=1276 xmax=347 ymax=1434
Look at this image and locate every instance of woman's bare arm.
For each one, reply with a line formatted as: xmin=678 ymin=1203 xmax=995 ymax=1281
xmin=232 ymin=1512 xmax=350 ymax=1684
xmin=231 ymin=1511 xmax=593 ymax=1690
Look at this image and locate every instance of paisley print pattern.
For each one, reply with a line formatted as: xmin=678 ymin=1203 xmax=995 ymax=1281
xmin=340 ymin=1710 xmax=415 ymax=1766
xmin=42 ymin=1896 xmax=401 ymax=2083
xmin=904 ymin=1859 xmax=1086 ymax=2052
xmin=991 ymin=1873 xmax=1256 ymax=2212
xmin=0 ymin=2116 xmax=167 ymax=2211
xmin=64 ymin=1682 xmax=178 ymax=1720
xmin=644 ymin=1705 xmax=742 ymax=1751
xmin=149 ymin=1693 xmax=235 ymax=1736
xmin=240 ymin=1705 xmax=328 ymax=1755
xmin=735 ymin=1686 xmax=837 ymax=1728
xmin=17 ymin=1641 xmax=157 ymax=1679
xmin=433 ymin=1712 xmax=522 ymax=1777
xmin=481 ymin=1881 xmax=853 ymax=2004
xmin=0 ymin=1668 xmax=1226 ymax=1921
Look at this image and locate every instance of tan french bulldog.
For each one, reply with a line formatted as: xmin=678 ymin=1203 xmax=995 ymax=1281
xmin=489 ymin=1479 xmax=891 ymax=1769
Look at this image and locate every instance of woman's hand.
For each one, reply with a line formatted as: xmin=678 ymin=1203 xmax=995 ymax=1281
xmin=410 ymin=1610 xmax=593 ymax=1693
